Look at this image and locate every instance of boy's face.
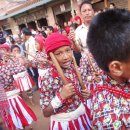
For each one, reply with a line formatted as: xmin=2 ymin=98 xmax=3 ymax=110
xmin=12 ymin=47 xmax=20 ymax=56
xmin=54 ymin=46 xmax=73 ymax=69
xmin=35 ymin=41 xmax=40 ymax=51
xmin=0 ymin=49 xmax=9 ymax=61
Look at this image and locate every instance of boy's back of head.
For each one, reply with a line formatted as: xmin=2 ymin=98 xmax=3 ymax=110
xmin=87 ymin=9 xmax=130 ymax=72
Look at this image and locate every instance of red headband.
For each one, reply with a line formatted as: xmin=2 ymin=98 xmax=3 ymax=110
xmin=45 ymin=33 xmax=71 ymax=55
xmin=35 ymin=34 xmax=45 ymax=51
xmin=0 ymin=44 xmax=10 ymax=51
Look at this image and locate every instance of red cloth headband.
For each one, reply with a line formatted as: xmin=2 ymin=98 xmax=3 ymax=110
xmin=45 ymin=33 xmax=71 ymax=55
xmin=0 ymin=44 xmax=10 ymax=51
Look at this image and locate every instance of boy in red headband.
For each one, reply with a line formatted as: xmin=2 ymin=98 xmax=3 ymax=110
xmin=0 ymin=44 xmax=37 ymax=130
xmin=40 ymin=33 xmax=92 ymax=130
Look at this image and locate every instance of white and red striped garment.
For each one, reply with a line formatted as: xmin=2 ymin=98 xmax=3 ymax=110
xmin=13 ymin=71 xmax=35 ymax=91
xmin=3 ymin=90 xmax=37 ymax=130
xmin=49 ymin=103 xmax=92 ymax=130
xmin=38 ymin=68 xmax=49 ymax=90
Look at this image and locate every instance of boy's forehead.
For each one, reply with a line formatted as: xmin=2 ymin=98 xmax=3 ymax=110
xmin=54 ymin=46 xmax=71 ymax=52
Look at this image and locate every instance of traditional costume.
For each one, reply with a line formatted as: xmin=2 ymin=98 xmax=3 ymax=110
xmin=0 ymin=44 xmax=37 ymax=130
xmin=80 ymin=50 xmax=130 ymax=129
xmin=40 ymin=33 xmax=92 ymax=130
xmin=90 ymin=73 xmax=130 ymax=130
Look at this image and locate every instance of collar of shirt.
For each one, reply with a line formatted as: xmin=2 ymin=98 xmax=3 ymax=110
xmin=81 ymin=23 xmax=89 ymax=30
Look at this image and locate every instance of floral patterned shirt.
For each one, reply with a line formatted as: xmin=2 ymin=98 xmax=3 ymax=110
xmin=80 ymin=50 xmax=102 ymax=84
xmin=90 ymin=74 xmax=130 ymax=130
xmin=40 ymin=65 xmax=82 ymax=114
xmin=0 ymin=60 xmax=26 ymax=91
xmin=32 ymin=51 xmax=48 ymax=69
xmin=80 ymin=50 xmax=130 ymax=129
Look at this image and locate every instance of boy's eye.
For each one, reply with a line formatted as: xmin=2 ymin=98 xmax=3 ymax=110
xmin=55 ymin=52 xmax=61 ymax=56
xmin=66 ymin=48 xmax=72 ymax=52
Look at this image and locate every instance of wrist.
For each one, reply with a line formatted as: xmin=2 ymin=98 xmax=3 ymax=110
xmin=56 ymin=92 xmax=66 ymax=104
xmin=59 ymin=91 xmax=67 ymax=100
xmin=50 ymin=95 xmax=63 ymax=110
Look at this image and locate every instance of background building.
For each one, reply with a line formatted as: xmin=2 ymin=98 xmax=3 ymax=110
xmin=0 ymin=0 xmax=129 ymax=35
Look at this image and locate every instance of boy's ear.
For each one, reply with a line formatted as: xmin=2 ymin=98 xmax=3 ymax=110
xmin=108 ymin=61 xmax=124 ymax=77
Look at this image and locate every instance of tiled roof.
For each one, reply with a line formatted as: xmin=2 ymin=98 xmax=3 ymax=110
xmin=0 ymin=0 xmax=53 ymax=20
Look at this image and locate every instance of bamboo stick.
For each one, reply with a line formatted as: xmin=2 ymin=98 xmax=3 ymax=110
xmin=72 ymin=56 xmax=86 ymax=90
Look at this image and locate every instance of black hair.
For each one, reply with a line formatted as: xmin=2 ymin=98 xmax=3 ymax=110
xmin=0 ymin=38 xmax=6 ymax=44
xmin=9 ymin=36 xmax=15 ymax=44
xmin=47 ymin=26 xmax=54 ymax=32
xmin=110 ymin=3 xmax=116 ymax=8
xmin=11 ymin=45 xmax=21 ymax=52
xmin=79 ymin=0 xmax=93 ymax=11
xmin=87 ymin=9 xmax=130 ymax=72
xmin=70 ymin=23 xmax=78 ymax=30
xmin=21 ymin=27 xmax=32 ymax=36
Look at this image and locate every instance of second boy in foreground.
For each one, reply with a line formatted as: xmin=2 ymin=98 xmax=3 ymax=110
xmin=87 ymin=9 xmax=130 ymax=129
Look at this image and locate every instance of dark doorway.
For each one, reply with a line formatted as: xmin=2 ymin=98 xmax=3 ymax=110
xmin=19 ymin=24 xmax=26 ymax=30
xmin=37 ymin=18 xmax=48 ymax=28
xmin=56 ymin=11 xmax=71 ymax=27
xmin=4 ymin=29 xmax=12 ymax=35
xmin=27 ymin=21 xmax=36 ymax=30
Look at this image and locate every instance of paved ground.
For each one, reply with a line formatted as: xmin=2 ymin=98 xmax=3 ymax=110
xmin=1 ymin=91 xmax=50 ymax=130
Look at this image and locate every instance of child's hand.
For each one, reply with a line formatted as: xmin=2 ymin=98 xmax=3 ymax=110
xmin=81 ymin=89 xmax=91 ymax=99
xmin=60 ymin=83 xmax=75 ymax=100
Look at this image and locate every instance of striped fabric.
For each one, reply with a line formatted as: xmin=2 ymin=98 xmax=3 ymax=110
xmin=50 ymin=113 xmax=92 ymax=130
xmin=3 ymin=95 xmax=37 ymax=130
xmin=49 ymin=103 xmax=92 ymax=130
xmin=13 ymin=71 xmax=34 ymax=91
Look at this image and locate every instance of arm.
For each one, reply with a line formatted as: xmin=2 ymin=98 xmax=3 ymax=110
xmin=40 ymin=71 xmax=75 ymax=117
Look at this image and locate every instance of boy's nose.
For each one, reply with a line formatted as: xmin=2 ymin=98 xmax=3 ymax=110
xmin=62 ymin=52 xmax=68 ymax=59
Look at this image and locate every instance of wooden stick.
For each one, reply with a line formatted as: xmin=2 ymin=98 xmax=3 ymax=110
xmin=49 ymin=52 xmax=69 ymax=85
xmin=72 ymin=56 xmax=86 ymax=90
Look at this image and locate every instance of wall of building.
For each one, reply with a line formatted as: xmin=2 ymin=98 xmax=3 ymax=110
xmin=0 ymin=0 xmax=129 ymax=35
xmin=109 ymin=0 xmax=128 ymax=9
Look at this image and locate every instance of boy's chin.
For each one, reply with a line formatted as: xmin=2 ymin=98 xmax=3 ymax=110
xmin=61 ymin=66 xmax=70 ymax=69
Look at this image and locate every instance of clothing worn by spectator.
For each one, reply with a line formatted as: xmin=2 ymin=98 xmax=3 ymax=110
xmin=25 ymin=36 xmax=36 ymax=61
xmin=75 ymin=23 xmax=89 ymax=48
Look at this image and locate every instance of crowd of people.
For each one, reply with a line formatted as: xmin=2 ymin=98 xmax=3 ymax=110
xmin=0 ymin=0 xmax=130 ymax=130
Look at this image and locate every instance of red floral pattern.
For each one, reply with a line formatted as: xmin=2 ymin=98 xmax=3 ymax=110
xmin=32 ymin=51 xmax=48 ymax=69
xmin=0 ymin=59 xmax=26 ymax=91
xmin=40 ymin=65 xmax=82 ymax=114
xmin=90 ymin=74 xmax=130 ymax=129
xmin=80 ymin=51 xmax=102 ymax=84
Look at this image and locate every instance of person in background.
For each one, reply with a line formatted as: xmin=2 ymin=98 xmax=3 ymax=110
xmin=0 ymin=44 xmax=37 ymax=130
xmin=46 ymin=26 xmax=54 ymax=36
xmin=21 ymin=27 xmax=38 ymax=103
xmin=75 ymin=0 xmax=94 ymax=49
xmin=31 ymin=34 xmax=47 ymax=92
xmin=64 ymin=22 xmax=70 ymax=34
xmin=0 ymin=28 xmax=3 ymax=39
xmin=109 ymin=3 xmax=116 ymax=9
xmin=13 ymin=34 xmax=24 ymax=55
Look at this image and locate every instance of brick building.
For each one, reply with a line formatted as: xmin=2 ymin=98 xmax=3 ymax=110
xmin=0 ymin=0 xmax=130 ymax=35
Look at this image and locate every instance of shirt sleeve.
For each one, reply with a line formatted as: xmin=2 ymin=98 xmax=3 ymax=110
xmin=40 ymin=69 xmax=56 ymax=110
